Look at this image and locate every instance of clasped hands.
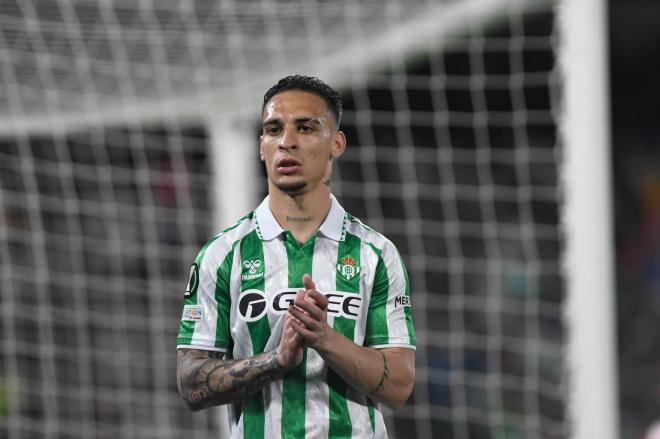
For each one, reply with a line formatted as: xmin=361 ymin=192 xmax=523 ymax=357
xmin=276 ymin=274 xmax=331 ymax=369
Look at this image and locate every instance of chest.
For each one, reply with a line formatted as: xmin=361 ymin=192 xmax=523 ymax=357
xmin=226 ymin=237 xmax=377 ymax=356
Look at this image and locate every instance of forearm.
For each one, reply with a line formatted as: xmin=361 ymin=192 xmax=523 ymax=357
xmin=315 ymin=332 xmax=415 ymax=409
xmin=177 ymin=348 xmax=284 ymax=411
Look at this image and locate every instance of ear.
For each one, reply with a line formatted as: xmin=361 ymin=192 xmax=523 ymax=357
xmin=330 ymin=131 xmax=347 ymax=160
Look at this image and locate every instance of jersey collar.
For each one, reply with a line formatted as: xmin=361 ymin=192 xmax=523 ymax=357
xmin=255 ymin=194 xmax=347 ymax=242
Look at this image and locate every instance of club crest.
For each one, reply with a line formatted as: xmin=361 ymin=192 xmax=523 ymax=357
xmin=337 ymin=255 xmax=360 ymax=281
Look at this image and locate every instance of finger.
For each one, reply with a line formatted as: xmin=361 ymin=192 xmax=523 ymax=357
xmin=303 ymin=291 xmax=317 ymax=305
xmin=302 ymin=274 xmax=315 ymax=292
xmin=296 ymin=289 xmax=308 ymax=307
xmin=281 ymin=318 xmax=294 ymax=338
xmin=282 ymin=320 xmax=304 ymax=347
xmin=284 ymin=313 xmax=304 ymax=329
xmin=289 ymin=306 xmax=318 ymax=328
xmin=284 ymin=324 xmax=302 ymax=344
xmin=289 ymin=317 xmax=315 ymax=339
xmin=305 ymin=289 xmax=328 ymax=310
xmin=289 ymin=306 xmax=317 ymax=326
xmin=292 ymin=299 xmax=324 ymax=320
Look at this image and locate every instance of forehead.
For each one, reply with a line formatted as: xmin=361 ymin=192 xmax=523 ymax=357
xmin=262 ymin=90 xmax=331 ymax=121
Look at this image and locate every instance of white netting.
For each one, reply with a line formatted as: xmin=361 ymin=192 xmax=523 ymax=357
xmin=331 ymin=9 xmax=564 ymax=436
xmin=0 ymin=1 xmax=565 ymax=438
xmin=0 ymin=127 xmax=216 ymax=439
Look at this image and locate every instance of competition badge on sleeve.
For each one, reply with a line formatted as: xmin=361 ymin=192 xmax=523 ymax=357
xmin=184 ymin=263 xmax=199 ymax=298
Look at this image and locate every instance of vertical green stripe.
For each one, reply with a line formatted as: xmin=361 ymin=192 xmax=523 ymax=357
xmin=328 ymin=232 xmax=361 ymax=438
xmin=240 ymin=232 xmax=269 ymax=351
xmin=366 ymin=244 xmax=389 ymax=345
xmin=281 ymin=231 xmax=315 ymax=439
xmin=367 ymin=400 xmax=375 ymax=432
xmin=398 ymin=253 xmax=416 ymax=346
xmin=176 ymin=235 xmax=222 ymax=344
xmin=214 ymin=244 xmax=237 ymax=349
xmin=240 ymin=231 xmax=269 ymax=439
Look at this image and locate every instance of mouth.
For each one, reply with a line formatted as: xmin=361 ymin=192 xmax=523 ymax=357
xmin=276 ymin=158 xmax=302 ymax=175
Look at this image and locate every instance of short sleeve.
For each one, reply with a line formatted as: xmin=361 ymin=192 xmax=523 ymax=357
xmin=365 ymin=240 xmax=416 ymax=349
xmin=176 ymin=237 xmax=233 ymax=352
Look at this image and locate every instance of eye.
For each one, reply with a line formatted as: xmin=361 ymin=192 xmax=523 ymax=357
xmin=299 ymin=125 xmax=314 ymax=133
xmin=265 ymin=126 xmax=281 ymax=135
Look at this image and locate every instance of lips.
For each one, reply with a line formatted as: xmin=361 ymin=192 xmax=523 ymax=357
xmin=276 ymin=158 xmax=301 ymax=175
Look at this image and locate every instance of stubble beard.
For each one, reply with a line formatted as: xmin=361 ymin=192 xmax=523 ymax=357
xmin=275 ymin=180 xmax=307 ymax=195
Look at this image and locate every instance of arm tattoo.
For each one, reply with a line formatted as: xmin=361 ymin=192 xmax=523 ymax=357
xmin=369 ymin=350 xmax=390 ymax=396
xmin=177 ymin=349 xmax=284 ymax=411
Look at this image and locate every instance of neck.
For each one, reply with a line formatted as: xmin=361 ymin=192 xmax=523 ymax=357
xmin=268 ymin=184 xmax=331 ymax=244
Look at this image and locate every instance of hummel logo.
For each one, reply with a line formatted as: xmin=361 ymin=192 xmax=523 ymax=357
xmin=243 ymin=260 xmax=262 ymax=274
xmin=242 ymin=259 xmax=264 ymax=281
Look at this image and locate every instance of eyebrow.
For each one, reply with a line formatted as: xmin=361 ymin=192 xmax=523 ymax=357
xmin=262 ymin=116 xmax=323 ymax=127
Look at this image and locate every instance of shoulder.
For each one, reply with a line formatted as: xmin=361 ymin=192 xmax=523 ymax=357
xmin=195 ymin=212 xmax=257 ymax=268
xmin=344 ymin=213 xmax=400 ymax=259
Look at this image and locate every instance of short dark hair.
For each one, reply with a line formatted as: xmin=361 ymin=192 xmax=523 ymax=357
xmin=262 ymin=75 xmax=343 ymax=126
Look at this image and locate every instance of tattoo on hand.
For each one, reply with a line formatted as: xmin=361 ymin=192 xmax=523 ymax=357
xmin=177 ymin=349 xmax=284 ymax=410
xmin=369 ymin=350 xmax=390 ymax=396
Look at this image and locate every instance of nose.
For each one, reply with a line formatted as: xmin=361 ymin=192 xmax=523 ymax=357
xmin=279 ymin=126 xmax=298 ymax=150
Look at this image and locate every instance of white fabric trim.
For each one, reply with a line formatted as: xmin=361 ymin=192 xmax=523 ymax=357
xmin=254 ymin=196 xmax=283 ymax=240
xmin=368 ymin=343 xmax=417 ymax=351
xmin=318 ymin=194 xmax=346 ymax=241
xmin=254 ymin=194 xmax=346 ymax=241
xmin=176 ymin=344 xmax=227 ymax=352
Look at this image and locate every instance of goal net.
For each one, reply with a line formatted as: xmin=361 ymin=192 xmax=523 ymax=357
xmin=0 ymin=0 xmax=573 ymax=438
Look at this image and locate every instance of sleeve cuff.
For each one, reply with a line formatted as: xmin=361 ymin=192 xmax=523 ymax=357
xmin=176 ymin=344 xmax=227 ymax=353
xmin=368 ymin=343 xmax=416 ymax=350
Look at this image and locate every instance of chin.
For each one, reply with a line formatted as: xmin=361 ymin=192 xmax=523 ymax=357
xmin=275 ymin=180 xmax=308 ymax=195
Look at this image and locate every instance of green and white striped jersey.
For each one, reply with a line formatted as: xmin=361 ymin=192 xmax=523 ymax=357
xmin=177 ymin=194 xmax=416 ymax=439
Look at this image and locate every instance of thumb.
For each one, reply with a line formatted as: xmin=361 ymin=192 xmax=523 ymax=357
xmin=302 ymin=274 xmax=315 ymax=292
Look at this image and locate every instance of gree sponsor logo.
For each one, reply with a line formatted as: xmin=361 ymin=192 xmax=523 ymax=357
xmin=236 ymin=289 xmax=363 ymax=322
xmin=238 ymin=290 xmax=268 ymax=322
xmin=241 ymin=259 xmax=264 ymax=281
xmin=272 ymin=289 xmax=362 ymax=320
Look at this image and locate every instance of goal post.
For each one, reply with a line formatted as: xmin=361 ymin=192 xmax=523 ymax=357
xmin=207 ymin=115 xmax=259 ymax=438
xmin=559 ymin=0 xmax=619 ymax=437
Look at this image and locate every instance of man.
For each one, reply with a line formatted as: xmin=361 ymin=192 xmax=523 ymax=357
xmin=176 ymin=75 xmax=415 ymax=438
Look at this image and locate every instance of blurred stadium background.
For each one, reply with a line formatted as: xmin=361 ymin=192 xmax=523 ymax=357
xmin=0 ymin=0 xmax=656 ymax=438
